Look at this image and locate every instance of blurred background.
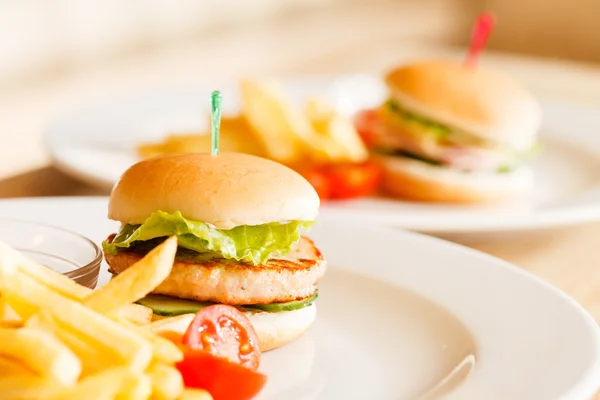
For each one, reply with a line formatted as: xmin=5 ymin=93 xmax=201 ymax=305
xmin=3 ymin=0 xmax=600 ymax=88
xmin=1 ymin=0 xmax=600 ymax=183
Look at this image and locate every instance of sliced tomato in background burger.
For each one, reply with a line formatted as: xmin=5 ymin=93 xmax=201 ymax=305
xmin=182 ymin=304 xmax=261 ymax=370
xmin=353 ymin=109 xmax=379 ymax=147
xmin=177 ymin=349 xmax=267 ymax=400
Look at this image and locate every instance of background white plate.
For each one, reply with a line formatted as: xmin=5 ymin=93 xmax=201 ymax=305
xmin=1 ymin=196 xmax=599 ymax=399
xmin=44 ymin=76 xmax=600 ymax=233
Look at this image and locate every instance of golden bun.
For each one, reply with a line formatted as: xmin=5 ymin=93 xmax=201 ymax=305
xmin=108 ymin=152 xmax=320 ymax=229
xmin=376 ymin=155 xmax=533 ymax=203
xmin=385 ymin=60 xmax=542 ymax=150
xmin=247 ymin=304 xmax=316 ymax=351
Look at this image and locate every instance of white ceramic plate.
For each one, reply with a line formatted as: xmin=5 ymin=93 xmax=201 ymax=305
xmin=1 ymin=196 xmax=599 ymax=399
xmin=44 ymin=75 xmax=600 ymax=233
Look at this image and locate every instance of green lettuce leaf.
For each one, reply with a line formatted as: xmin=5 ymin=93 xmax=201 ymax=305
xmin=102 ymin=211 xmax=313 ymax=265
xmin=385 ymin=99 xmax=451 ymax=139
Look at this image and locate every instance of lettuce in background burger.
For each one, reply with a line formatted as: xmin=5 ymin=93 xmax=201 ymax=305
xmin=355 ymin=60 xmax=542 ymax=203
xmin=103 ymin=152 xmax=326 ymax=351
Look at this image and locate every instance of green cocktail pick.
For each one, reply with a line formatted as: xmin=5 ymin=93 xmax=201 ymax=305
xmin=210 ymin=90 xmax=222 ymax=155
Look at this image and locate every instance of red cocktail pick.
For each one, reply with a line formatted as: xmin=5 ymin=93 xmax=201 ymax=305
xmin=465 ymin=13 xmax=495 ymax=67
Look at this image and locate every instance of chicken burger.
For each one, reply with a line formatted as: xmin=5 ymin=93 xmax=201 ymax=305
xmin=103 ymin=152 xmax=326 ymax=351
xmin=355 ymin=60 xmax=542 ymax=202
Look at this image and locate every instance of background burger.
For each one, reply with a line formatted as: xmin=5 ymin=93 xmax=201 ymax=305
xmin=103 ymin=152 xmax=326 ymax=351
xmin=355 ymin=60 xmax=542 ymax=203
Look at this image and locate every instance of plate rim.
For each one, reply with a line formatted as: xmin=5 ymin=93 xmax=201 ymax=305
xmin=1 ymin=195 xmax=600 ymax=399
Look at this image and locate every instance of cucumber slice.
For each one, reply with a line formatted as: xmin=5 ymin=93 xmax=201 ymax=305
xmin=243 ymin=291 xmax=318 ymax=312
xmin=136 ymin=295 xmax=213 ymax=316
xmin=137 ymin=291 xmax=318 ymax=316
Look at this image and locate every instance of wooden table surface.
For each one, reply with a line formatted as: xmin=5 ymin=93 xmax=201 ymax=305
xmin=2 ymin=2 xmax=600 ymax=397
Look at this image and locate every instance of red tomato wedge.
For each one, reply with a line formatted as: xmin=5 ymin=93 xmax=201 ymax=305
xmin=177 ymin=349 xmax=267 ymax=400
xmin=326 ymin=161 xmax=381 ymax=199
xmin=160 ymin=305 xmax=268 ymax=400
xmin=301 ymin=169 xmax=332 ymax=199
xmin=182 ymin=304 xmax=261 ymax=370
xmin=302 ymin=161 xmax=381 ymax=200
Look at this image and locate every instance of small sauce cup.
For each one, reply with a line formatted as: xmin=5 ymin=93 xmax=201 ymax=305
xmin=0 ymin=218 xmax=102 ymax=289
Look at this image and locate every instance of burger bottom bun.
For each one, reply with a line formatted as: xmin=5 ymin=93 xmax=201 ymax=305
xmin=375 ymin=155 xmax=534 ymax=203
xmin=151 ymin=304 xmax=317 ymax=352
xmin=248 ymin=304 xmax=316 ymax=352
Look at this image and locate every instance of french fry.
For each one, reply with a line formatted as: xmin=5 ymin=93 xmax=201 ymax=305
xmin=0 ymin=356 xmax=33 ymax=375
xmin=147 ymin=363 xmax=184 ymax=400
xmin=149 ymin=313 xmax=195 ymax=336
xmin=34 ymin=302 xmax=152 ymax=372
xmin=240 ymin=80 xmax=313 ymax=164
xmin=3 ymin=273 xmax=153 ymax=372
xmin=49 ymin=367 xmax=136 ymax=400
xmin=0 ymin=296 xmax=22 ymax=326
xmin=0 ymin=327 xmax=81 ymax=385
xmin=20 ymin=261 xmax=91 ymax=300
xmin=115 ymin=303 xmax=154 ymax=326
xmin=305 ymin=98 xmax=369 ymax=163
xmin=0 ymin=320 xmax=23 ymax=328
xmin=3 ymin=275 xmax=157 ymax=370
xmin=83 ymin=236 xmax=177 ymax=314
xmin=137 ymin=116 xmax=264 ymax=159
xmin=216 ymin=116 xmax=266 ymax=156
xmin=0 ymin=270 xmax=67 ymax=318
xmin=239 ymin=81 xmax=368 ymax=166
xmin=0 ymin=375 xmax=65 ymax=400
xmin=320 ymin=114 xmax=369 ymax=162
xmin=118 ymin=317 xmax=183 ymax=364
xmin=180 ymin=388 xmax=213 ymax=400
xmin=0 ymin=240 xmax=89 ymax=300
xmin=0 ymin=237 xmax=234 ymax=400
xmin=26 ymin=312 xmax=112 ymax=375
xmin=0 ymin=292 xmax=37 ymax=319
xmin=5 ymin=274 xmax=153 ymax=370
xmin=305 ymin=97 xmax=335 ymax=120
xmin=20 ymin=253 xmax=155 ymax=325
xmin=116 ymin=373 xmax=152 ymax=400
xmin=0 ymin=239 xmax=150 ymax=325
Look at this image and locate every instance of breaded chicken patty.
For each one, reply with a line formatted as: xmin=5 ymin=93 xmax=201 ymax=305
xmin=105 ymin=236 xmax=326 ymax=305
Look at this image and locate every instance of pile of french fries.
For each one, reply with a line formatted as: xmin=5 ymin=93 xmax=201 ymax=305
xmin=137 ymin=80 xmax=368 ymax=167
xmin=0 ymin=236 xmax=211 ymax=400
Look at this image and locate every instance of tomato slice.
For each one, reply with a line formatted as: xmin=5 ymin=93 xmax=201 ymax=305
xmin=182 ymin=304 xmax=261 ymax=370
xmin=301 ymin=169 xmax=331 ymax=199
xmin=177 ymin=349 xmax=267 ymax=400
